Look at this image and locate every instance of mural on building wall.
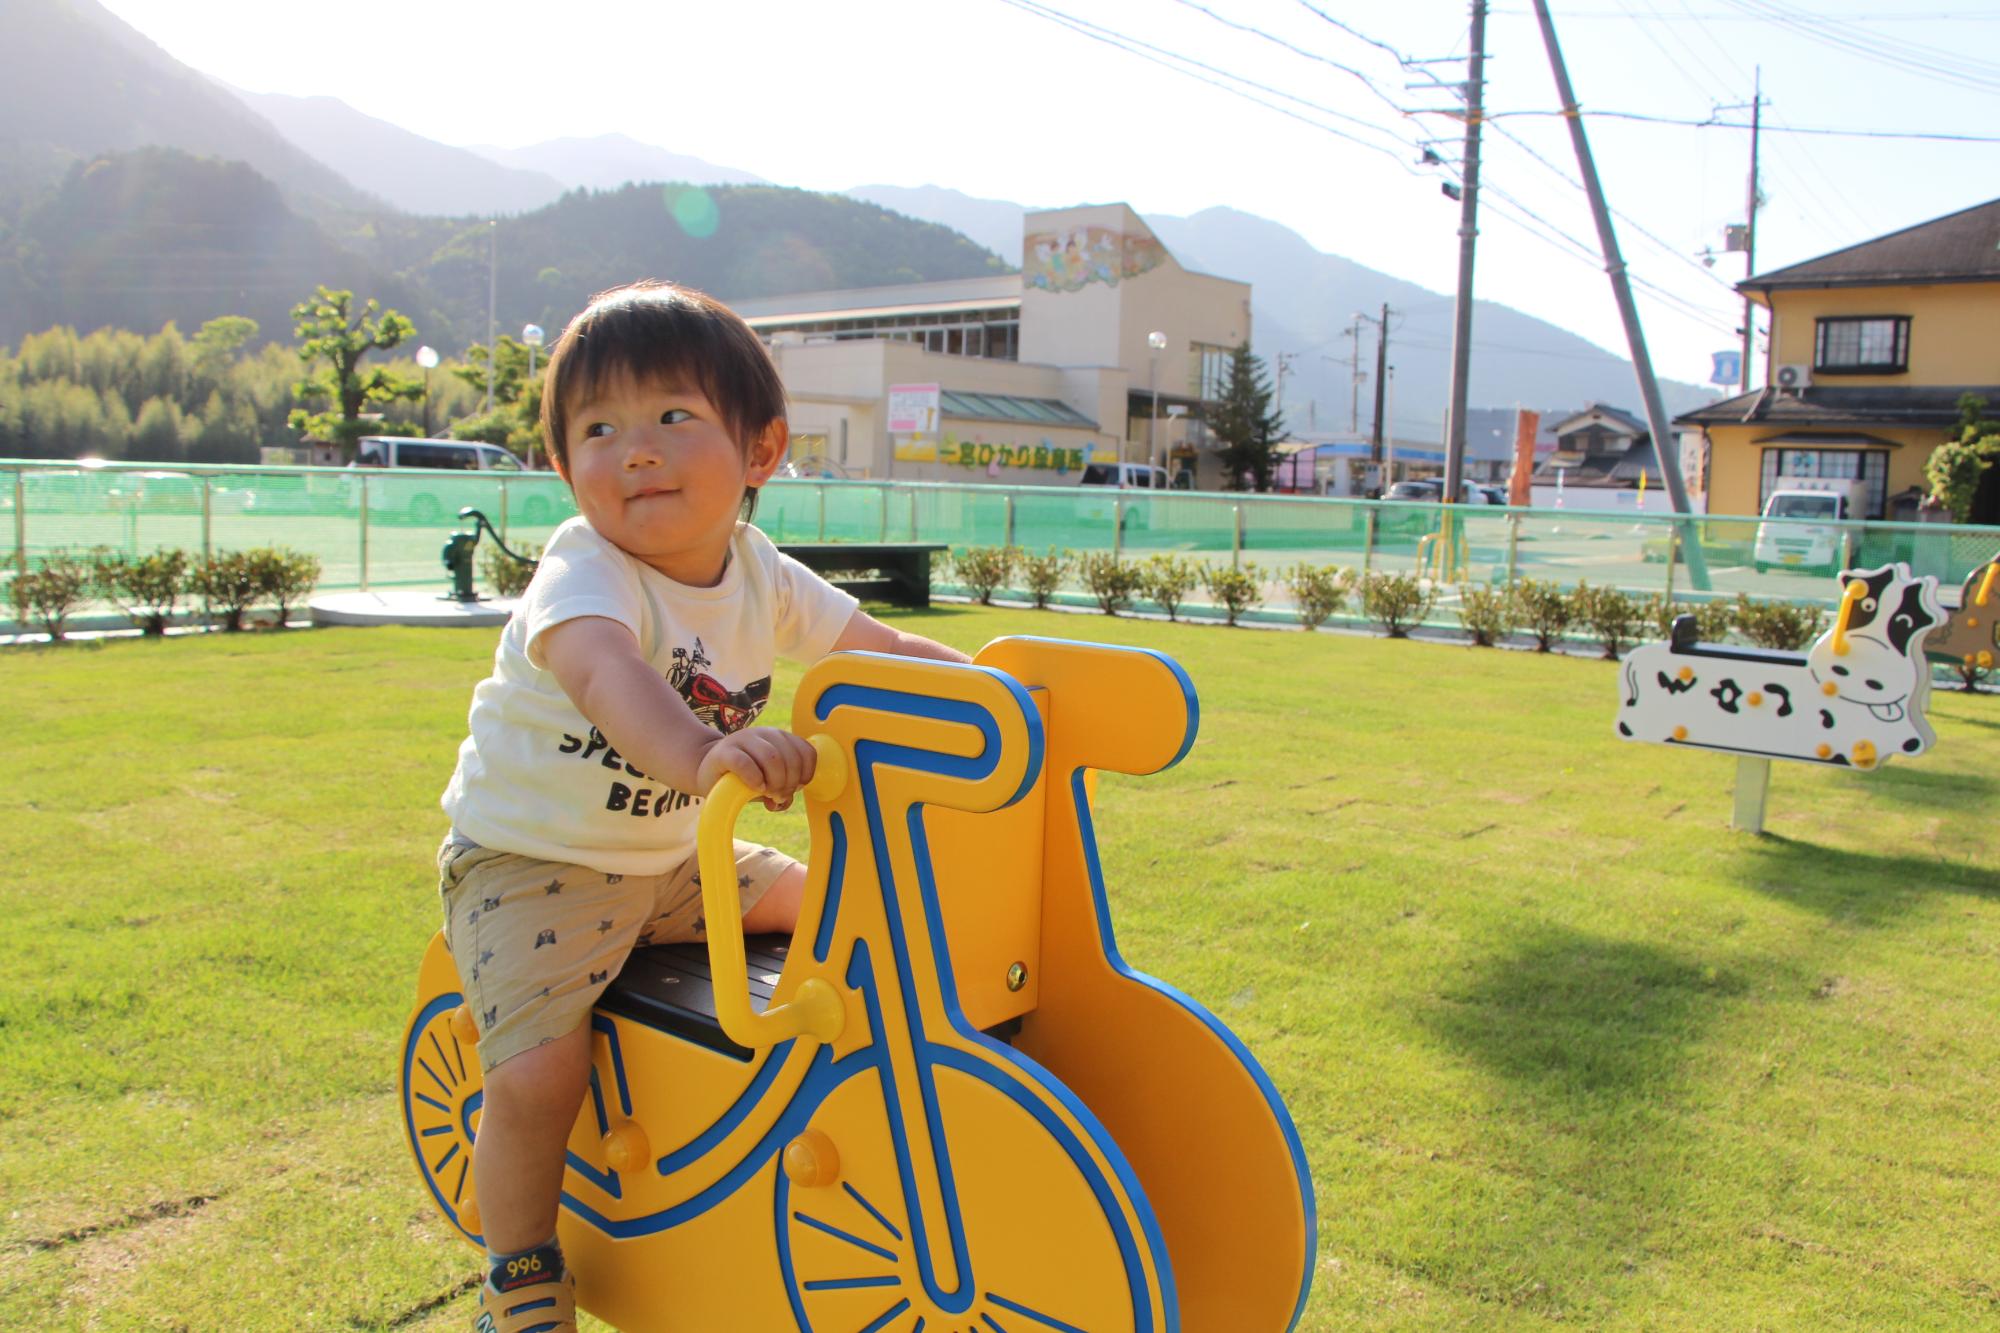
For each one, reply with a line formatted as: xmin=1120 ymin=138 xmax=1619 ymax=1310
xmin=894 ymin=431 xmax=1092 ymax=474
xmin=1024 ymin=226 xmax=1167 ymax=293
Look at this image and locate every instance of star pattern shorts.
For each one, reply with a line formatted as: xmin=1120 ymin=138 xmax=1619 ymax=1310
xmin=437 ymin=833 xmax=798 ymax=1073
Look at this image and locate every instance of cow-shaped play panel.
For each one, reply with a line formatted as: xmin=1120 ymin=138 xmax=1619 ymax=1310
xmin=1617 ymin=563 xmax=1943 ymax=770
xmin=1930 ymin=552 xmax=1999 ymax=672
xmin=400 ymin=638 xmax=1316 ymax=1332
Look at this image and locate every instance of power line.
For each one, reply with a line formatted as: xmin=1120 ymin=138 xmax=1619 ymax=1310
xmin=1716 ymin=0 xmax=2000 ymax=92
xmin=1168 ymin=0 xmax=1414 ymax=121
xmin=1488 ymin=108 xmax=2000 ymax=142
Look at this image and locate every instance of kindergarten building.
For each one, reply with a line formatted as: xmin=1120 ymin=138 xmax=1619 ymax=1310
xmin=732 ymin=203 xmax=1253 ymax=490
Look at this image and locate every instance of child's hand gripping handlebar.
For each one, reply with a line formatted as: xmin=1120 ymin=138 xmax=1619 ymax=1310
xmin=695 ymin=732 xmax=849 ymax=1050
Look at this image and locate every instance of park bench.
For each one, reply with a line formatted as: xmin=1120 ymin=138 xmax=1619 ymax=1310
xmin=776 ymin=541 xmax=946 ymax=608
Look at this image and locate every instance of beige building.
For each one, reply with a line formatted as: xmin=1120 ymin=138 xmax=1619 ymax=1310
xmin=733 ymin=204 xmax=1253 ymax=489
xmin=1677 ymin=197 xmax=2000 ymax=521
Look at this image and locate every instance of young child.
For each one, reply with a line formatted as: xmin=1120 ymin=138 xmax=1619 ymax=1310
xmin=437 ymin=281 xmax=968 ymax=1332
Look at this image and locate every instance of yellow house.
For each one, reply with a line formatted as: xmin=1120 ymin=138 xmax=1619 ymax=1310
xmin=1677 ymin=197 xmax=2000 ymax=522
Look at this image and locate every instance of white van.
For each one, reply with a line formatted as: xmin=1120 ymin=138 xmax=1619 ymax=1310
xmin=1079 ymin=462 xmax=1171 ymax=490
xmin=345 ymin=436 xmax=555 ymax=524
xmin=1753 ymin=478 xmax=1865 ymax=575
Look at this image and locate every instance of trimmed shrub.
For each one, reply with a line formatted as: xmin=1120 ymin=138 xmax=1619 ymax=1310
xmin=479 ymin=542 xmax=539 ymax=600
xmin=1647 ymin=595 xmax=1734 ymax=644
xmin=1077 ymin=551 xmax=1142 ymax=616
xmin=1287 ymin=563 xmax=1350 ymax=630
xmin=1457 ymin=583 xmax=1519 ymax=647
xmin=252 ymin=547 xmax=324 ymax=626
xmin=1020 ymin=549 xmax=1071 ymax=609
xmin=1572 ymin=581 xmax=1649 ymax=659
xmin=1514 ymin=577 xmax=1573 ymax=652
xmin=9 ymin=551 xmax=94 ymax=641
xmin=1359 ymin=571 xmax=1435 ymax=638
xmin=1140 ymin=554 xmax=1201 ymax=621
xmin=952 ymin=546 xmax=1018 ymax=605
xmin=1733 ymin=594 xmax=1827 ymax=651
xmin=1201 ymin=562 xmax=1264 ymax=626
xmin=188 ymin=550 xmax=261 ymax=631
xmin=92 ymin=546 xmax=189 ymax=636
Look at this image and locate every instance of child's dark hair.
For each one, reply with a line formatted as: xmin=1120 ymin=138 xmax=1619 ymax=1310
xmin=541 ymin=282 xmax=788 ymax=518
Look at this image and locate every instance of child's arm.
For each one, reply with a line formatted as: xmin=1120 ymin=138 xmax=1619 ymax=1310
xmin=539 ymin=616 xmax=817 ymax=800
xmin=828 ymin=609 xmax=972 ymax=664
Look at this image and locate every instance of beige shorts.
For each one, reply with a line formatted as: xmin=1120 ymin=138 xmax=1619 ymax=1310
xmin=437 ymin=834 xmax=797 ymax=1073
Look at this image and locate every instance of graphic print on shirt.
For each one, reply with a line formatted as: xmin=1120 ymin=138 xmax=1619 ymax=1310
xmin=555 ymin=636 xmax=772 ymax=819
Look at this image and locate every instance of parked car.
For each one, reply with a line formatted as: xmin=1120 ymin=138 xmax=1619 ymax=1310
xmin=1752 ymin=479 xmax=1865 ymax=575
xmin=343 ymin=436 xmax=561 ymax=524
xmin=1383 ymin=479 xmax=1442 ymax=503
xmin=103 ymin=471 xmax=258 ymax=515
xmin=1077 ymin=461 xmax=1169 ymax=532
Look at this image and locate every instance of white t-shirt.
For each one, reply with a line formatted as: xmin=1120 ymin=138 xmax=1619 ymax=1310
xmin=440 ymin=517 xmax=859 ymax=875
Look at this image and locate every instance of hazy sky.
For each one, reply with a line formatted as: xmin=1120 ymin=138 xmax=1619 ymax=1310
xmin=97 ymin=0 xmax=2000 ymax=387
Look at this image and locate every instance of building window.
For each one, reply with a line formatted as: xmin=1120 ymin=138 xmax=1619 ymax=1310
xmin=1757 ymin=446 xmax=1889 ymax=518
xmin=1192 ymin=343 xmax=1232 ymax=401
xmin=1813 ymin=316 xmax=1909 ymax=374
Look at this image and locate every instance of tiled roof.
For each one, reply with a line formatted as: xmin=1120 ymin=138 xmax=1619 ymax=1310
xmin=1675 ymin=385 xmax=1997 ymax=429
xmin=1745 ymin=197 xmax=2000 ymax=289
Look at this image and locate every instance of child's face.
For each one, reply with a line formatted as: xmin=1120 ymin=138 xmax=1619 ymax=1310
xmin=557 ymin=372 xmax=783 ymax=585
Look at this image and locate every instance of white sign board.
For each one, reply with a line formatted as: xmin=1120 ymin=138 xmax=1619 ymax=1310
xmin=887 ymin=383 xmax=940 ymax=434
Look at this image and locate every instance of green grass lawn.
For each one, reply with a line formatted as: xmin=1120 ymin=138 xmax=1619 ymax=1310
xmin=3 ymin=609 xmax=1997 ymax=1330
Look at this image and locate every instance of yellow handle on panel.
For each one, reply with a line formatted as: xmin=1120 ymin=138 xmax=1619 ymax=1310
xmin=697 ymin=732 xmax=849 ymax=1050
xmin=1832 ymin=576 xmax=1867 ymax=656
xmin=1977 ymin=561 xmax=1998 ymax=608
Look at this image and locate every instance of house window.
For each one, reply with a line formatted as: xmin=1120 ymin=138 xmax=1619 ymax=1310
xmin=1813 ymin=316 xmax=1910 ymax=374
xmin=1758 ymin=447 xmax=1889 ymax=518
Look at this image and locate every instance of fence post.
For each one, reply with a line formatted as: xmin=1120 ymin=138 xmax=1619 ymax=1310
xmin=499 ymin=478 xmax=510 ymax=542
xmin=1113 ymin=497 xmax=1123 ymax=559
xmin=1232 ymin=503 xmax=1244 ymax=571
xmin=1005 ymin=493 xmax=1016 ymax=548
xmin=359 ymin=474 xmax=371 ymax=592
xmin=201 ymin=478 xmax=213 ymax=565
xmin=1505 ymin=512 xmax=1520 ymax=587
xmin=909 ymin=488 xmax=919 ymax=541
xmin=817 ymin=485 xmax=827 ymax=541
xmin=1363 ymin=508 xmax=1377 ymax=575
xmin=15 ymin=469 xmax=28 ymax=576
xmin=880 ymin=484 xmax=890 ymax=542
xmin=1664 ymin=522 xmax=1679 ymax=604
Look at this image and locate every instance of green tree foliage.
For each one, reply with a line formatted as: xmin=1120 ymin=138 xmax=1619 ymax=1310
xmin=286 ymin=286 xmax=420 ymax=453
xmin=1925 ymin=394 xmax=2000 ymax=523
xmin=1020 ymin=549 xmax=1072 ymax=609
xmin=1208 ymin=342 xmax=1284 ymax=493
xmin=1139 ymin=554 xmax=1201 ymax=621
xmin=448 ymin=335 xmax=545 ymax=457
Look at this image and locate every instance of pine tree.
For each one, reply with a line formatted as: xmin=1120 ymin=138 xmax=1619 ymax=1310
xmin=1208 ymin=342 xmax=1284 ymax=492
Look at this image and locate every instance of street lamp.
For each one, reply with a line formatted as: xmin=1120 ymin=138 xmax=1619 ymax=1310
xmin=521 ymin=324 xmax=546 ymax=468
xmin=1147 ymin=330 xmax=1168 ymax=472
xmin=415 ymin=345 xmax=439 ymax=438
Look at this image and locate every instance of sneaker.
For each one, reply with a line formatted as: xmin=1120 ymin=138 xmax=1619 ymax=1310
xmin=473 ymin=1268 xmax=576 ymax=1333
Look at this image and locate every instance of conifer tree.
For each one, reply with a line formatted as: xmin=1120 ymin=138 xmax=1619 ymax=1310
xmin=1208 ymin=342 xmax=1284 ymax=492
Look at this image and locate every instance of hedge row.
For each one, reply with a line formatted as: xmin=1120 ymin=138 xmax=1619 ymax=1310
xmin=7 ymin=546 xmax=323 ymax=641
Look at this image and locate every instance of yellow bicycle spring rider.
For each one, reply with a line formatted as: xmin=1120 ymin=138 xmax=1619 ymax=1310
xmin=401 ymin=636 xmax=1316 ymax=1331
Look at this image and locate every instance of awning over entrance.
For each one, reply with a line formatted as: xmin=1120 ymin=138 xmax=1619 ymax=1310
xmin=1752 ymin=431 xmax=1903 ymax=449
xmin=940 ymin=389 xmax=1096 ymax=429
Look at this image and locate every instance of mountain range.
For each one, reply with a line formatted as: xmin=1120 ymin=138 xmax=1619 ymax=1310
xmin=0 ymin=0 xmax=1718 ymax=442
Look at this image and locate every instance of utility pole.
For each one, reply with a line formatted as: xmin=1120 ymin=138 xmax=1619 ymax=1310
xmin=1740 ymin=67 xmax=1763 ymax=391
xmin=1442 ymin=0 xmax=1487 ymax=506
xmin=1530 ymin=0 xmax=1710 ymax=591
xmin=1369 ymin=303 xmax=1391 ymax=467
xmin=1274 ymin=351 xmax=1297 ymax=425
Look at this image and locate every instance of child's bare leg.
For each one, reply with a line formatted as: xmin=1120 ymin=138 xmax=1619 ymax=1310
xmin=740 ymin=861 xmax=807 ymax=935
xmin=473 ymin=1022 xmax=594 ymax=1254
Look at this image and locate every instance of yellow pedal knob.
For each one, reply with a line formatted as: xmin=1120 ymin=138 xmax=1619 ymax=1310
xmin=1822 ymin=680 xmax=1839 ymax=696
xmin=1677 ymin=666 xmax=1693 ymax=683
xmin=602 ymin=1120 xmax=651 ymax=1174
xmin=450 ymin=1004 xmax=479 ymax=1047
xmin=783 ymin=1129 xmax=840 ymax=1189
xmin=1672 ymin=725 xmax=1688 ymax=741
xmin=1852 ymin=740 xmax=1878 ymax=769
xmin=1816 ymin=743 xmax=1832 ymax=759
xmin=1747 ymin=692 xmax=1763 ymax=707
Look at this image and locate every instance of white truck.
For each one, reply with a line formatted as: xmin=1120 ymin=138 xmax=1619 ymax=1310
xmin=1752 ymin=477 xmax=1866 ymax=575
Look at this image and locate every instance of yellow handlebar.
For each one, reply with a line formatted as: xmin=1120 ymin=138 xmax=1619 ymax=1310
xmin=1832 ymin=576 xmax=1867 ymax=657
xmin=696 ymin=732 xmax=849 ymax=1050
xmin=1977 ymin=561 xmax=1998 ymax=608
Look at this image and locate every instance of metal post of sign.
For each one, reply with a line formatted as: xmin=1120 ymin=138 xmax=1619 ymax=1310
xmin=359 ymin=474 xmax=371 ymax=591
xmin=1732 ymin=757 xmax=1771 ymax=833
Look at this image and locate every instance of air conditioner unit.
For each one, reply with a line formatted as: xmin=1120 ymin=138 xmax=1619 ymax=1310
xmin=1774 ymin=363 xmax=1813 ymax=392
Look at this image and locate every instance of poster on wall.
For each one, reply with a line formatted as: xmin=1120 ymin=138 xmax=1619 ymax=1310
xmin=887 ymin=383 xmax=940 ymax=435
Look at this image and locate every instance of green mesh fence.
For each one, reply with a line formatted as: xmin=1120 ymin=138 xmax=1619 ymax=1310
xmin=6 ymin=462 xmax=1997 ymax=634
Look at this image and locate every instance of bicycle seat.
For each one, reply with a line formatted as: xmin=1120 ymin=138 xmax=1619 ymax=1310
xmin=596 ymin=936 xmax=789 ymax=1062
